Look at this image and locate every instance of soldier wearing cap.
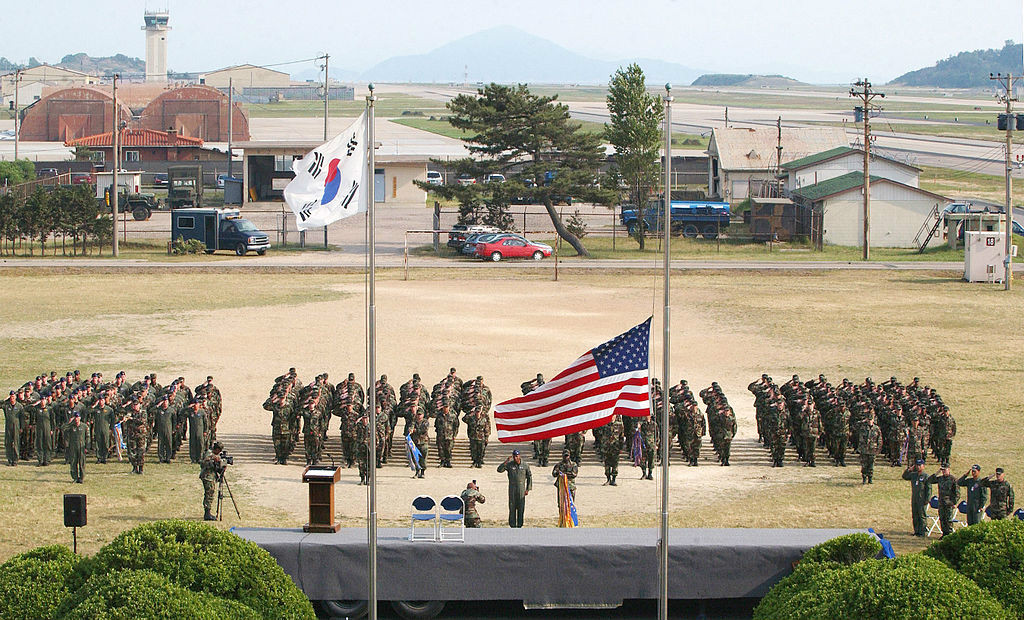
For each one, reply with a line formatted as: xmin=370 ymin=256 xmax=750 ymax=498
xmin=186 ymin=399 xmax=208 ymax=464
xmin=150 ymin=395 xmax=174 ymax=463
xmin=958 ymin=464 xmax=989 ymax=525
xmin=902 ymin=459 xmax=932 ymax=536
xmin=982 ymin=468 xmax=1015 ymax=520
xmin=200 ymin=441 xmax=225 ymax=521
xmin=91 ymin=394 xmax=113 ymax=464
xmin=62 ymin=412 xmax=87 ymax=483
xmin=552 ymin=448 xmax=578 ymax=499
xmin=460 ymin=481 xmax=486 ymax=528
xmin=927 ymin=462 xmax=960 ymax=536
xmin=498 ymin=449 xmax=532 ymax=528
xmin=2 ymin=390 xmax=21 ymax=465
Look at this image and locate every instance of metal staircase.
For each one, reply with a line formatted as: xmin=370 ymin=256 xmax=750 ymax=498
xmin=914 ymin=204 xmax=942 ymax=252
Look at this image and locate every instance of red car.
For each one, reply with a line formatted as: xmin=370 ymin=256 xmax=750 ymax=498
xmin=475 ymin=237 xmax=552 ymax=261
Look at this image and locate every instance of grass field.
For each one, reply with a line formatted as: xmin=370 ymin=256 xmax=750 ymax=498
xmin=243 ymin=93 xmax=446 ymax=118
xmin=0 ymin=269 xmax=1021 ymax=560
xmin=921 ymin=166 xmax=1024 ymax=205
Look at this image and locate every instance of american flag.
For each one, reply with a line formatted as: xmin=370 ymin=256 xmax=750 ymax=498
xmin=494 ymin=318 xmax=652 ymax=443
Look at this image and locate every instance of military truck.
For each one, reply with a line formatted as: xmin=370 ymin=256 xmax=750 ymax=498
xmin=171 ymin=208 xmax=270 ymax=256
xmin=167 ymin=164 xmax=204 ymax=209
xmin=94 ymin=171 xmax=161 ymax=221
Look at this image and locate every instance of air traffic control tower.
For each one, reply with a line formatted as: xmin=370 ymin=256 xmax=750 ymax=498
xmin=143 ymin=10 xmax=170 ymax=83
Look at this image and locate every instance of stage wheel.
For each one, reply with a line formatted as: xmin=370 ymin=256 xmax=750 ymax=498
xmin=315 ymin=599 xmax=368 ymax=619
xmin=390 ymin=600 xmax=446 ymax=619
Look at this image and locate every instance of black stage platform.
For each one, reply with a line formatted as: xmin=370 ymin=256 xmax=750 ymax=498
xmin=233 ymin=527 xmax=865 ymax=606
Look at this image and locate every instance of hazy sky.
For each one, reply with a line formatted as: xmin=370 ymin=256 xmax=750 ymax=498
xmin=3 ymin=0 xmax=1023 ymax=83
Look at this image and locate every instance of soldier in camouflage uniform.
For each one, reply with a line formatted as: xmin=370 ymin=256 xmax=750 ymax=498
xmin=3 ymin=391 xmax=22 ymax=465
xmin=929 ymin=406 xmax=956 ymax=465
xmin=375 ymin=375 xmax=398 ymax=463
xmin=460 ymin=481 xmax=486 ymax=528
xmin=926 ymin=462 xmax=960 ymax=536
xmin=354 ymin=413 xmax=370 ymax=485
xmin=702 ymin=383 xmax=736 ymax=466
xmin=638 ymin=414 xmax=658 ymax=479
xmin=552 ymin=449 xmax=579 ymax=499
xmin=601 ymin=415 xmax=624 ymax=485
xmin=200 ymin=442 xmax=225 ymax=521
xmin=564 ymin=430 xmax=585 ymax=465
xmin=195 ymin=376 xmax=222 ymax=442
xmin=264 ymin=370 xmax=300 ymax=465
xmin=856 ymin=412 xmax=882 ymax=484
xmin=124 ymin=405 xmax=150 ymax=474
xmin=982 ymin=468 xmax=1015 ymax=520
xmin=679 ymin=399 xmax=706 ymax=466
xmin=767 ymin=400 xmax=789 ymax=467
xmin=400 ymin=374 xmax=430 ymax=437
xmin=461 ymin=376 xmax=492 ymax=468
xmin=410 ymin=411 xmax=429 ymax=478
xmin=432 ymin=379 xmax=459 ymax=468
xmin=300 ymin=376 xmax=331 ymax=466
xmin=334 ymin=373 xmax=364 ymax=468
xmin=521 ymin=374 xmax=549 ymax=466
xmin=798 ymin=399 xmax=821 ymax=467
xmin=906 ymin=417 xmax=928 ymax=466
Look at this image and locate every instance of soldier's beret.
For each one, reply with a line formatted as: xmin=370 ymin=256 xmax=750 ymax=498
xmin=996 ymin=467 xmax=1005 ymax=474
xmin=915 ymin=459 xmax=925 ymax=465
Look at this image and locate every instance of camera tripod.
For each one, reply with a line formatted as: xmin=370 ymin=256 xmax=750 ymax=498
xmin=215 ymin=471 xmax=241 ymax=521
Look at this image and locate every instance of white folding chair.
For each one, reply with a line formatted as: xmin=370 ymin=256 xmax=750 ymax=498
xmin=409 ymin=495 xmax=438 ymax=541
xmin=926 ymin=496 xmax=942 ymax=537
xmin=437 ymin=495 xmax=465 ymax=542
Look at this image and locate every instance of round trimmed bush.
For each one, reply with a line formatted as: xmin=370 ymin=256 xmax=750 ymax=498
xmin=753 ymin=554 xmax=1011 ymax=620
xmin=56 ymin=569 xmax=261 ymax=620
xmin=800 ymin=533 xmax=882 ymax=565
xmin=924 ymin=519 xmax=1024 ymax=617
xmin=86 ymin=520 xmax=314 ymax=620
xmin=0 ymin=544 xmax=82 ymax=620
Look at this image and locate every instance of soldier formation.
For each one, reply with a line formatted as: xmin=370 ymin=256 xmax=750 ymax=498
xmin=1 ymin=370 xmax=221 ymax=483
xmin=264 ymin=368 xmax=493 ymax=483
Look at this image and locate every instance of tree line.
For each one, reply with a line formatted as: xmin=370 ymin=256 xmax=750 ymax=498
xmin=0 ymin=184 xmax=113 ymax=256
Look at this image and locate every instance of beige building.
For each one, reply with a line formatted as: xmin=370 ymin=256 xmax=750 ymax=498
xmin=791 ymin=172 xmax=949 ymax=248
xmin=1 ymin=64 xmax=95 ymax=107
xmin=707 ymin=126 xmax=849 ymax=201
xmin=200 ymin=65 xmax=291 ymax=90
xmin=782 ymin=146 xmax=920 ymax=193
xmin=235 ymin=141 xmax=427 ymax=205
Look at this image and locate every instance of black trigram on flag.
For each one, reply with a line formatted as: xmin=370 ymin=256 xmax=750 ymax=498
xmin=307 ymin=152 xmax=325 ymax=178
xmin=346 ymin=134 xmax=358 ymax=157
xmin=338 ymin=181 xmax=359 ymax=210
xmin=298 ymin=200 xmax=318 ymax=222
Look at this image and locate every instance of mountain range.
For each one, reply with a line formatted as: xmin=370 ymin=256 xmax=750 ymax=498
xmin=354 ymin=26 xmax=703 ymax=85
xmin=890 ymin=41 xmax=1024 ymax=88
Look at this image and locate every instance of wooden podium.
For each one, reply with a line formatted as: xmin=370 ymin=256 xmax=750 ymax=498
xmin=302 ymin=465 xmax=341 ymax=533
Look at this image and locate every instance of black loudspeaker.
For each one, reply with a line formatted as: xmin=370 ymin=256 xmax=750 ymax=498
xmin=998 ymin=113 xmax=1011 ymax=131
xmin=64 ymin=494 xmax=87 ymax=527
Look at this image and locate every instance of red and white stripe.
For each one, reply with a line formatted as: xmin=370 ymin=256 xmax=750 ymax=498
xmin=494 ymin=353 xmax=650 ymax=443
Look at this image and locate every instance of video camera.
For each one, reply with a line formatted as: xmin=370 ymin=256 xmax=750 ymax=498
xmin=220 ymin=450 xmax=234 ymax=466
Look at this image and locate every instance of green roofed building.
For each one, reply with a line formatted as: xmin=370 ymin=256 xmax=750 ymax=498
xmin=781 ymin=146 xmax=921 ymax=194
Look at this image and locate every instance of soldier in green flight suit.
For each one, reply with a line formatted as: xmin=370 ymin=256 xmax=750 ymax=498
xmin=497 ymin=449 xmax=532 ymax=528
xmin=62 ymin=412 xmax=87 ymax=483
xmin=902 ymin=459 xmax=932 ymax=536
xmin=186 ymin=400 xmax=208 ymax=464
xmin=91 ymin=395 xmax=113 ymax=464
xmin=33 ymin=394 xmax=53 ymax=466
xmin=151 ymin=396 xmax=174 ymax=464
xmin=3 ymin=390 xmax=22 ymax=465
xmin=927 ymin=462 xmax=960 ymax=536
xmin=957 ymin=464 xmax=989 ymax=525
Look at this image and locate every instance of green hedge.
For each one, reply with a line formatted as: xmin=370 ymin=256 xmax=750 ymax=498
xmin=753 ymin=555 xmax=1011 ymax=620
xmin=0 ymin=544 xmax=83 ymax=620
xmin=86 ymin=520 xmax=314 ymax=620
xmin=925 ymin=519 xmax=1024 ymax=618
xmin=800 ymin=533 xmax=882 ymax=565
xmin=56 ymin=569 xmax=261 ymax=620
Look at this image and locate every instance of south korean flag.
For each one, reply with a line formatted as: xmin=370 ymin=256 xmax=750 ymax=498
xmin=284 ymin=113 xmax=368 ymax=230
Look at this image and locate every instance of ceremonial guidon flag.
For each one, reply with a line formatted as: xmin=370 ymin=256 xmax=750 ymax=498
xmin=283 ymin=113 xmax=367 ymax=231
xmin=494 ymin=318 xmax=652 ymax=443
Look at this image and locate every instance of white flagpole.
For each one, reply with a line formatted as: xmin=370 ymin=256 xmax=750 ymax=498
xmin=658 ymin=83 xmax=673 ymax=620
xmin=366 ymin=83 xmax=378 ymax=620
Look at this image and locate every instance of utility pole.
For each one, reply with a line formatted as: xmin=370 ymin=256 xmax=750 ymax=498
xmin=322 ymin=53 xmax=329 ymax=141
xmin=13 ymin=69 xmax=20 ymax=160
xmin=991 ymin=72 xmax=1015 ymax=290
xmin=850 ymin=78 xmax=884 ymax=261
xmin=112 ymin=74 xmax=119 ymax=257
xmin=724 ymin=106 xmax=729 ymax=128
xmin=775 ymin=116 xmax=783 ymax=195
xmin=227 ymin=77 xmax=233 ymax=179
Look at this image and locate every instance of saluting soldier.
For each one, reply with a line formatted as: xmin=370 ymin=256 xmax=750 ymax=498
xmin=151 ymin=396 xmax=174 ymax=464
xmin=34 ymin=394 xmax=53 ymax=466
xmin=856 ymin=413 xmax=882 ymax=484
xmin=62 ymin=412 xmax=87 ymax=483
xmin=902 ymin=459 xmax=932 ymax=536
xmin=982 ymin=468 xmax=1015 ymax=520
xmin=521 ymin=374 xmax=549 ymax=465
xmin=957 ymin=464 xmax=989 ymax=525
xmin=927 ymin=462 xmax=960 ymax=536
xmin=186 ymin=399 xmax=208 ymax=464
xmin=375 ymin=375 xmax=398 ymax=463
xmin=638 ymin=414 xmax=658 ymax=480
xmin=3 ymin=391 xmax=22 ymax=465
xmin=124 ymin=406 xmax=150 ymax=474
xmin=92 ymin=395 xmax=113 ymax=464
xmin=410 ymin=411 xmax=430 ymax=478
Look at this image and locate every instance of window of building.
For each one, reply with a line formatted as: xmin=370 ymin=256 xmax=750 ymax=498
xmin=124 ymin=150 xmax=140 ymax=162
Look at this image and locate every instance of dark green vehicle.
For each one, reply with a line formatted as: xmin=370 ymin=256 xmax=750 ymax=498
xmin=167 ymin=164 xmax=204 ymax=209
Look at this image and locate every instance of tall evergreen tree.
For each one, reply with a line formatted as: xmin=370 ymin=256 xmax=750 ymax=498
xmin=441 ymin=83 xmax=613 ymax=257
xmin=605 ymin=64 xmax=664 ymax=249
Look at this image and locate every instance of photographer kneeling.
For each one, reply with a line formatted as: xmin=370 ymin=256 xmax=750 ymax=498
xmin=200 ymin=441 xmax=231 ymax=521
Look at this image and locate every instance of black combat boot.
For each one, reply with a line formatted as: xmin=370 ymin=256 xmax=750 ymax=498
xmin=724 ymin=457 xmax=730 ymax=466
xmin=868 ymin=475 xmax=873 ymax=484
xmin=204 ymin=511 xmax=216 ymax=521
xmin=610 ymin=475 xmax=617 ymax=486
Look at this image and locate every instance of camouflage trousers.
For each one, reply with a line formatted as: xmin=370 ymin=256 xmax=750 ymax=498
xmin=938 ymin=504 xmax=955 ymax=535
xmin=436 ymin=436 xmax=454 ymax=465
xmin=714 ymin=435 xmax=732 ymax=463
xmin=859 ymin=454 xmax=875 ymax=478
xmin=272 ymin=422 xmax=292 ymax=463
xmin=341 ymin=433 xmax=356 ymax=466
xmin=602 ymin=450 xmax=620 ymax=477
xmin=534 ymin=439 xmax=550 ymax=464
xmin=305 ymin=430 xmax=322 ymax=465
xmin=469 ymin=437 xmax=487 ymax=466
xmin=202 ymin=478 xmax=216 ymax=512
xmin=769 ymin=434 xmax=787 ymax=465
xmin=686 ymin=438 xmax=701 ymax=463
xmin=465 ymin=516 xmax=481 ymax=528
xmin=801 ymin=437 xmax=816 ymax=464
xmin=127 ymin=438 xmax=146 ymax=470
